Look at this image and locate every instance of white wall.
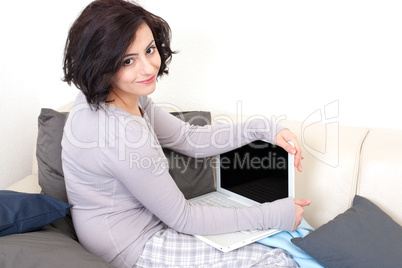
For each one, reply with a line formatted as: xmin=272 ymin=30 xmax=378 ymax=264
xmin=1 ymin=0 xmax=401 ymax=188
xmin=143 ymin=0 xmax=402 ymax=129
xmin=0 ymin=0 xmax=90 ymax=188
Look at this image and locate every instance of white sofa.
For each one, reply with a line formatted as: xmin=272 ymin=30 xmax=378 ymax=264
xmin=3 ymin=103 xmax=402 ymax=267
xmin=283 ymin=119 xmax=402 ymax=229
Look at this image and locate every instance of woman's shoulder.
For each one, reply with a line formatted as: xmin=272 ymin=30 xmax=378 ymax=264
xmin=139 ymin=95 xmax=153 ymax=110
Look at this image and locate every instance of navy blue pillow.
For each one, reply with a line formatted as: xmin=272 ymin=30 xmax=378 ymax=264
xmin=0 ymin=190 xmax=72 ymax=237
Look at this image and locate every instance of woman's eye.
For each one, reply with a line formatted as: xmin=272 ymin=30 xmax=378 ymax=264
xmin=146 ymin=46 xmax=156 ymax=55
xmin=123 ymin=59 xmax=134 ymax=66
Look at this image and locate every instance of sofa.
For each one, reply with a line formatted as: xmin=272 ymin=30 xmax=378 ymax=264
xmin=1 ymin=102 xmax=401 ymax=268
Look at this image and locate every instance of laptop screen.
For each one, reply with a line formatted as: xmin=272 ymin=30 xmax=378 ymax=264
xmin=219 ymin=140 xmax=289 ymax=203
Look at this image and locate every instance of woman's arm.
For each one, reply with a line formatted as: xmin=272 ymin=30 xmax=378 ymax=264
xmin=140 ymin=96 xmax=303 ymax=171
xmin=140 ymin=96 xmax=286 ymax=158
xmin=102 ymin=125 xmax=297 ymax=234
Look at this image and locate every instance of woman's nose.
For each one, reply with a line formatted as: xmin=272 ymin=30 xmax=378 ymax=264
xmin=138 ymin=57 xmax=154 ymax=75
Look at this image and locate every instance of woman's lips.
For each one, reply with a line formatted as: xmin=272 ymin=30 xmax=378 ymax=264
xmin=137 ymin=75 xmax=156 ymax=84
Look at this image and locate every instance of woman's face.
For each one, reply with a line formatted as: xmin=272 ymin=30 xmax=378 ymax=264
xmin=111 ymin=22 xmax=161 ymax=98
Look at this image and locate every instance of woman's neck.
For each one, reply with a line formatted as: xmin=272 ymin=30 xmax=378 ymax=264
xmin=107 ymin=90 xmax=142 ymax=117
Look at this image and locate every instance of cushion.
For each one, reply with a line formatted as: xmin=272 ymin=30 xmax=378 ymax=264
xmin=37 ymin=108 xmax=68 ymax=203
xmin=0 ymin=190 xmax=72 ymax=237
xmin=291 ymin=195 xmax=402 ymax=268
xmin=0 ymin=226 xmax=116 ymax=268
xmin=36 ymin=109 xmax=77 ymax=239
xmin=162 ymin=111 xmax=215 ymax=199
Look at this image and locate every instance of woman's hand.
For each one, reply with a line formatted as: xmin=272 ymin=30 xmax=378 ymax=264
xmin=274 ymin=129 xmax=303 ymax=172
xmin=293 ymin=199 xmax=311 ymax=231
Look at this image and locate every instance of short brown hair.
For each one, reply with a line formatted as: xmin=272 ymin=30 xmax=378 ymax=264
xmin=63 ymin=0 xmax=174 ymax=109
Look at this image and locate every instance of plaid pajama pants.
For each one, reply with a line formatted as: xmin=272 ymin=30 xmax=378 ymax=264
xmin=134 ymin=228 xmax=298 ymax=268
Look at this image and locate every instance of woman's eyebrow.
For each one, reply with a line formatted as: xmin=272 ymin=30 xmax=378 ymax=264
xmin=124 ymin=40 xmax=155 ymax=58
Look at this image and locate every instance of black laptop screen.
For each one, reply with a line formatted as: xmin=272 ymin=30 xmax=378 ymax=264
xmin=219 ymin=140 xmax=289 ymax=203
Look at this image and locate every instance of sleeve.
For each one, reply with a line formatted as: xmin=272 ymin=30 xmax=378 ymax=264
xmin=140 ymin=96 xmax=287 ymax=158
xmin=102 ymin=113 xmax=295 ymax=235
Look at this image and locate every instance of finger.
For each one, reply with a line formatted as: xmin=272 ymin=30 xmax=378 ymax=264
xmin=287 ymin=143 xmax=297 ymax=155
xmin=274 ymin=130 xmax=303 ymax=171
xmin=279 ymin=138 xmax=303 ymax=172
xmin=293 ymin=219 xmax=302 ymax=231
xmin=294 ymin=199 xmax=311 ymax=206
xmin=293 ymin=205 xmax=304 ymax=230
xmin=294 ymin=152 xmax=302 ymax=172
xmin=288 ymin=140 xmax=303 ymax=172
xmin=279 ymin=139 xmax=296 ymax=155
xmin=294 ymin=158 xmax=301 ymax=172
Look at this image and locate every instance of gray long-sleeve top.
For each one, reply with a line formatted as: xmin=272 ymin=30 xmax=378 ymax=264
xmin=61 ymin=92 xmax=296 ymax=268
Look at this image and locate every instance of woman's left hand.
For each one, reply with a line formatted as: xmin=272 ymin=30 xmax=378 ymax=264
xmin=274 ymin=129 xmax=303 ymax=172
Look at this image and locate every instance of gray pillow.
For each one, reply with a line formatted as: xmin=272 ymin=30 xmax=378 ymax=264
xmin=37 ymin=108 xmax=68 ymax=203
xmin=162 ymin=111 xmax=215 ymax=199
xmin=36 ymin=109 xmax=76 ymax=240
xmin=0 ymin=226 xmax=116 ymax=268
xmin=291 ymin=195 xmax=402 ymax=268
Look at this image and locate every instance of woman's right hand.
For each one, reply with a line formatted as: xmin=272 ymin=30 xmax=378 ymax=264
xmin=293 ymin=199 xmax=311 ymax=231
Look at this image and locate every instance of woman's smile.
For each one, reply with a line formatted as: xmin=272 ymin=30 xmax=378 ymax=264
xmin=136 ymin=74 xmax=156 ymax=84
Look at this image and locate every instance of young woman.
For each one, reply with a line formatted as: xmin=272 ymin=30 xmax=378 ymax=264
xmin=62 ymin=0 xmax=310 ymax=267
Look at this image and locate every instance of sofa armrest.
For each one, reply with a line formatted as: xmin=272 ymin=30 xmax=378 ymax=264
xmin=357 ymin=128 xmax=402 ymax=226
xmin=280 ymin=120 xmax=369 ymax=229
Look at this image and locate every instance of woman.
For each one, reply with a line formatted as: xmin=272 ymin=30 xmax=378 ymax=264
xmin=62 ymin=0 xmax=310 ymax=267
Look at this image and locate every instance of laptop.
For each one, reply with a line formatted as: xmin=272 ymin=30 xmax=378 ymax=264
xmin=188 ymin=139 xmax=295 ymax=252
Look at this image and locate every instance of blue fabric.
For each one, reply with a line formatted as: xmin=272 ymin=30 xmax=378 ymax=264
xmin=0 ymin=190 xmax=72 ymax=237
xmin=258 ymin=219 xmax=324 ymax=268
